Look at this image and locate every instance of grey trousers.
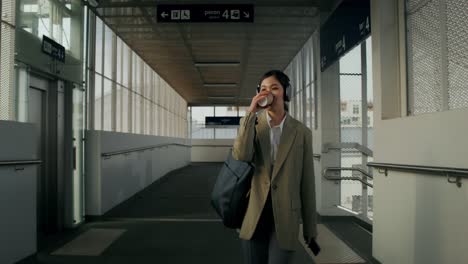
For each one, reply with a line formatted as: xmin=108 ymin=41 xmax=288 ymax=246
xmin=241 ymin=229 xmax=294 ymax=264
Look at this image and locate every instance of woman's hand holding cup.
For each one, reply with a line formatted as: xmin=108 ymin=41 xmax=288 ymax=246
xmin=248 ymin=91 xmax=273 ymax=113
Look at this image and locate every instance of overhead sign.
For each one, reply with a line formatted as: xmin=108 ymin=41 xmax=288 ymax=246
xmin=42 ymin=35 xmax=65 ymax=62
xmin=205 ymin=116 xmax=241 ymax=126
xmin=320 ymin=0 xmax=370 ymax=72
xmin=157 ymin=4 xmax=254 ymax=23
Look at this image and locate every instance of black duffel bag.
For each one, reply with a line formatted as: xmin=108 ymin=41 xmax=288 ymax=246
xmin=211 ymin=149 xmax=254 ymax=229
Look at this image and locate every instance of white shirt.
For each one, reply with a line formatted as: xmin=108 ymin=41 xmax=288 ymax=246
xmin=266 ymin=111 xmax=287 ymax=162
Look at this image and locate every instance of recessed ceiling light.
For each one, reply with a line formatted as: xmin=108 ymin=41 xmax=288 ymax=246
xmin=207 ymin=96 xmax=236 ymax=99
xmin=195 ymin=62 xmax=240 ymax=67
xmin=203 ymin=83 xmax=237 ymax=88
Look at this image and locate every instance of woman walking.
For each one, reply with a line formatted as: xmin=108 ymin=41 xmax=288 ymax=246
xmin=232 ymin=70 xmax=318 ymax=264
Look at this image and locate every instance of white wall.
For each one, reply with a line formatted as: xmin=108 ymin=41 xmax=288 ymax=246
xmin=190 ymin=139 xmax=233 ymax=162
xmin=85 ymin=130 xmax=191 ymax=216
xmin=0 ymin=121 xmax=37 ymax=264
xmin=371 ymin=0 xmax=468 ymax=263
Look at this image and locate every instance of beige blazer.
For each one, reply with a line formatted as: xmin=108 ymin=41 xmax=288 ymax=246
xmin=232 ymin=111 xmax=317 ymax=251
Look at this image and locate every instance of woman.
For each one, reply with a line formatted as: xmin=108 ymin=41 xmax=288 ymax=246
xmin=232 ymin=70 xmax=317 ymax=264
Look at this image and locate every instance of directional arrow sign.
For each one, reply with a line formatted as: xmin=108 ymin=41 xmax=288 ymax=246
xmin=157 ymin=4 xmax=254 ymax=23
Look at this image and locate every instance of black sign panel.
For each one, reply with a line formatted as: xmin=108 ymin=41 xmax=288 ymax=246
xmin=157 ymin=4 xmax=254 ymax=23
xmin=42 ymin=35 xmax=65 ymax=62
xmin=320 ymin=0 xmax=370 ymax=72
xmin=205 ymin=116 xmax=241 ymax=126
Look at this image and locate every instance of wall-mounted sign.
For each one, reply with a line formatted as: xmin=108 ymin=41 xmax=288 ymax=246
xmin=205 ymin=116 xmax=241 ymax=127
xmin=42 ymin=35 xmax=65 ymax=63
xmin=157 ymin=4 xmax=254 ymax=23
xmin=320 ymin=0 xmax=370 ymax=72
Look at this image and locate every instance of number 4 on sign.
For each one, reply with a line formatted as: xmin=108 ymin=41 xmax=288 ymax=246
xmin=222 ymin=10 xmax=229 ymax=19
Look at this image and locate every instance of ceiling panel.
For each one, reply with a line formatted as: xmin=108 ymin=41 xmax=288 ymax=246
xmin=96 ymin=0 xmax=321 ymax=106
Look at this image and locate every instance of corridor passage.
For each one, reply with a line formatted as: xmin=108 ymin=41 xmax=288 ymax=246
xmin=19 ymin=163 xmax=376 ymax=264
xmin=19 ymin=163 xmax=319 ymax=264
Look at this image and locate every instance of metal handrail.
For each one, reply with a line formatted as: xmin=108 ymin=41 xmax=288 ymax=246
xmin=102 ymin=143 xmax=192 ymax=158
xmin=322 ymin=166 xmax=373 ymax=188
xmin=367 ymin=162 xmax=468 ymax=187
xmin=324 ymin=166 xmax=373 ymax=179
xmin=322 ymin=142 xmax=373 ymax=157
xmin=191 ymin=144 xmax=233 ymax=147
xmin=323 ymin=175 xmax=373 ymax=188
xmin=0 ymin=160 xmax=42 ymax=166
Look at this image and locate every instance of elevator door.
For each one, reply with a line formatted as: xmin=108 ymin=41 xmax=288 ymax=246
xmin=28 ymin=75 xmax=65 ymax=247
xmin=28 ymin=87 xmax=46 ymax=235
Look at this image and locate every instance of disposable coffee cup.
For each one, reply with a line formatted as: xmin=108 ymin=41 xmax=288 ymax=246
xmin=258 ymin=93 xmax=273 ymax=107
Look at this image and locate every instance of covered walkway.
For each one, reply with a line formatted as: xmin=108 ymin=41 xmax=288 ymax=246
xmin=19 ymin=163 xmax=373 ymax=264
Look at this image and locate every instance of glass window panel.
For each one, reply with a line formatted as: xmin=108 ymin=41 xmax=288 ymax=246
xmin=116 ymin=38 xmax=122 ymax=84
xmin=167 ymin=109 xmax=171 ymax=136
xmin=122 ymin=43 xmax=129 ymax=87
xmin=172 ymin=92 xmax=176 ymax=113
xmin=62 ymin=16 xmax=71 ymax=50
xmin=339 ymin=47 xmax=362 ymax=74
xmin=116 ymin=85 xmax=121 ymax=132
xmin=146 ymin=66 xmax=152 ymax=100
xmin=154 ymin=73 xmax=159 ymax=104
xmin=161 ymin=108 xmax=167 ymax=136
xmin=215 ymin=106 xmax=238 ymax=116
xmin=366 ymin=37 xmax=374 ymax=148
xmin=103 ymin=25 xmax=113 ymax=78
xmin=94 ymin=74 xmax=102 ymax=130
xmin=304 ymin=42 xmax=311 ymax=85
xmin=310 ymin=39 xmax=315 ymax=82
xmin=154 ymin=105 xmax=159 ymax=135
xmin=191 ymin=106 xmax=213 ymax=123
xmin=137 ymin=96 xmax=142 ymax=134
xmin=191 ymin=107 xmax=214 ymax=139
xmin=340 ymin=76 xmax=362 ymax=143
xmin=95 ymin=17 xmax=103 ymax=74
xmin=18 ymin=0 xmax=79 ymax=51
xmin=306 ymin=84 xmax=312 ymax=129
xmin=158 ymin=105 xmax=163 ymax=136
xmin=366 ymin=38 xmax=374 ymax=219
xmin=170 ymin=112 xmax=174 ymax=137
xmin=51 ymin=5 xmax=62 ymax=43
xmin=139 ymin=96 xmax=143 ymax=134
xmin=122 ymin=87 xmax=129 ymax=133
xmin=167 ymin=111 xmax=171 ymax=137
xmin=136 ymin=57 xmax=142 ymax=95
xmin=160 ymin=81 xmax=166 ymax=108
xmin=133 ymin=93 xmax=139 ymax=133
xmin=338 ymin=43 xmax=367 ymax=214
xmin=103 ymin=78 xmax=112 ymax=131
xmin=165 ymin=83 xmax=169 ymax=108
xmin=141 ymin=64 xmax=146 ymax=98
xmin=215 ymin=128 xmax=237 ymax=139
xmin=297 ymin=90 xmax=303 ymax=122
xmin=145 ymin=100 xmax=151 ymax=135
xmin=132 ymin=54 xmax=138 ymax=93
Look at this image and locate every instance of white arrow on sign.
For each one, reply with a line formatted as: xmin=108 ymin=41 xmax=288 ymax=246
xmin=243 ymin=11 xmax=250 ymax=18
xmin=161 ymin=12 xmax=168 ymax=18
